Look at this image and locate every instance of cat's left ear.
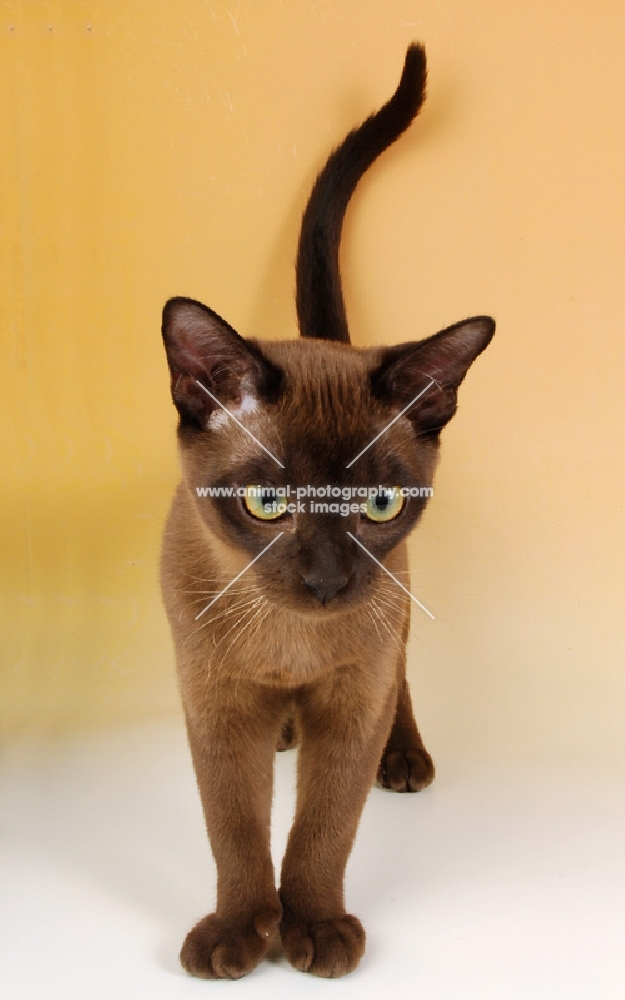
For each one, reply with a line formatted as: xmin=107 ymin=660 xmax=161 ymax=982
xmin=161 ymin=297 xmax=282 ymax=428
xmin=370 ymin=316 xmax=495 ymax=434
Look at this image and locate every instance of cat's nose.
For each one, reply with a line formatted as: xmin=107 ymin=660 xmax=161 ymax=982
xmin=301 ymin=573 xmax=349 ymax=605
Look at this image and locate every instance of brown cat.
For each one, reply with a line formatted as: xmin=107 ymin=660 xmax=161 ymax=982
xmin=160 ymin=43 xmax=494 ymax=979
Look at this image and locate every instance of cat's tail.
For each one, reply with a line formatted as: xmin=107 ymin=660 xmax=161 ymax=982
xmin=296 ymin=43 xmax=427 ymax=345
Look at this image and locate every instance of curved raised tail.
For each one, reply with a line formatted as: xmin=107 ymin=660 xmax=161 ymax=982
xmin=296 ymin=44 xmax=427 ymax=344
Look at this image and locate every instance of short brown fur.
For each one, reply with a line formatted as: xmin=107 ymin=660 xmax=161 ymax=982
xmin=160 ymin=43 xmax=494 ymax=979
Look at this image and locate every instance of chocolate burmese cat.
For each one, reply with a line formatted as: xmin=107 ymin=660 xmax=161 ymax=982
xmin=161 ymin=43 xmax=494 ymax=979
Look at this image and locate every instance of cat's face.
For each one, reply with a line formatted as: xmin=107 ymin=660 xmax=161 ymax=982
xmin=162 ymin=298 xmax=494 ymax=614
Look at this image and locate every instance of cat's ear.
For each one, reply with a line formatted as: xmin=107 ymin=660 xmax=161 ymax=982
xmin=161 ymin=297 xmax=282 ymax=428
xmin=371 ymin=316 xmax=495 ymax=434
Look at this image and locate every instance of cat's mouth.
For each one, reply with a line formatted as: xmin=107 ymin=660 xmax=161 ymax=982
xmin=300 ymin=571 xmax=351 ymax=607
xmin=291 ymin=575 xmax=396 ymax=620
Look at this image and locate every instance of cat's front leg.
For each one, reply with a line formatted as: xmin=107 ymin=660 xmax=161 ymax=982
xmin=179 ymin=682 xmax=285 ymax=980
xmin=279 ymin=669 xmax=396 ymax=977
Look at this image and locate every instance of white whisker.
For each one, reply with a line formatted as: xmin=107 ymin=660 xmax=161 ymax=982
xmin=370 ymin=600 xmax=404 ymax=654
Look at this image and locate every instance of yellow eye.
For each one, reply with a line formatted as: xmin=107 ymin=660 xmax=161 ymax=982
xmin=363 ymin=489 xmax=404 ymax=522
xmin=243 ymin=487 xmax=285 ymax=521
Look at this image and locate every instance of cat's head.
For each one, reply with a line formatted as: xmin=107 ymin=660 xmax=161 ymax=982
xmin=162 ymin=297 xmax=494 ymax=614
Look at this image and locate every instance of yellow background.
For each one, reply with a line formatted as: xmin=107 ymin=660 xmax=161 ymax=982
xmin=2 ymin=0 xmax=624 ymax=753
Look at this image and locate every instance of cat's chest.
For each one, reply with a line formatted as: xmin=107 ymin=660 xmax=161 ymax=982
xmin=177 ymin=596 xmax=398 ymax=691
xmin=247 ymin=611 xmax=386 ymax=684
xmin=224 ymin=609 xmax=393 ymax=687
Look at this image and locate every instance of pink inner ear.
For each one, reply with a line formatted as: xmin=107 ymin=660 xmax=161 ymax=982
xmin=162 ymin=298 xmax=251 ymax=424
xmin=171 ymin=325 xmax=212 ymax=376
xmin=161 ymin=296 xmax=283 ymax=426
xmin=162 ymin=298 xmax=244 ymax=380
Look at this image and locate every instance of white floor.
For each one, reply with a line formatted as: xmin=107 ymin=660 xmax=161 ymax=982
xmin=1 ymin=719 xmax=624 ymax=1000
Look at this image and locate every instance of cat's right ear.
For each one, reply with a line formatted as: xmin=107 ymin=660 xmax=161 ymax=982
xmin=161 ymin=297 xmax=282 ymax=428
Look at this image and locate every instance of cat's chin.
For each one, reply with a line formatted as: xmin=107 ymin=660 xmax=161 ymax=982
xmin=298 ymin=595 xmax=361 ymax=616
xmin=269 ymin=584 xmax=364 ymax=617
xmin=293 ymin=601 xmax=352 ymax=618
xmin=256 ymin=584 xmax=368 ymax=620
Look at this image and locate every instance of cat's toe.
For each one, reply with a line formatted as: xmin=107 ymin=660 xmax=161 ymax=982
xmin=377 ymin=747 xmax=435 ymax=792
xmin=180 ymin=906 xmax=281 ymax=980
xmin=280 ymin=912 xmax=365 ymax=977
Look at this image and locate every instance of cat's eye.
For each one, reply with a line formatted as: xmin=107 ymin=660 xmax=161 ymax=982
xmin=363 ymin=489 xmax=404 ymax=522
xmin=243 ymin=487 xmax=286 ymax=521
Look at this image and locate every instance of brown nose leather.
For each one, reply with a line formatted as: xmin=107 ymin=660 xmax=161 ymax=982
xmin=301 ymin=574 xmax=349 ymax=605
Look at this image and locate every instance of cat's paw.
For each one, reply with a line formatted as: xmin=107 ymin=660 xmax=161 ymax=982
xmin=377 ymin=747 xmax=435 ymax=792
xmin=180 ymin=906 xmax=281 ymax=980
xmin=280 ymin=912 xmax=365 ymax=977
